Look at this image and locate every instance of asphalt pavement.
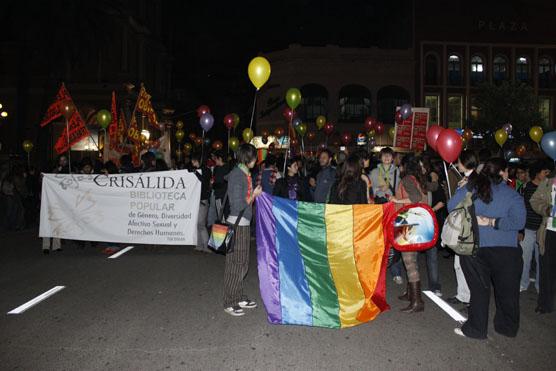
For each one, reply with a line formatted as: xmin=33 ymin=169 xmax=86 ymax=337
xmin=1 ymin=228 xmax=555 ymax=370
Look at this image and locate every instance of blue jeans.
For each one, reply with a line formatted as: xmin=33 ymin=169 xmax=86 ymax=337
xmin=390 ymin=254 xmax=405 ymax=277
xmin=520 ymin=228 xmax=540 ymax=292
xmin=423 ymin=246 xmax=441 ymax=291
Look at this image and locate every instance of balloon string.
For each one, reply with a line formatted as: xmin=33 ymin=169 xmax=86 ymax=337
xmin=283 ymin=109 xmax=294 ymax=175
xmin=443 ymin=161 xmax=452 ymax=199
xmin=249 ymin=91 xmax=258 ymax=131
xmin=227 ymin=129 xmax=230 ymax=154
xmin=201 ymin=130 xmax=205 ymax=162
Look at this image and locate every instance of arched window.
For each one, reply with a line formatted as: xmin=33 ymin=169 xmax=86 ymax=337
xmin=425 ymin=54 xmax=439 ymax=85
xmin=299 ymin=84 xmax=328 ymax=122
xmin=377 ymin=85 xmax=411 ymax=124
xmin=338 ymin=85 xmax=371 ymax=123
xmin=539 ymin=57 xmax=551 ymax=88
xmin=448 ymin=54 xmax=462 ymax=85
xmin=516 ymin=56 xmax=530 ymax=82
xmin=470 ymin=55 xmax=485 ymax=84
xmin=493 ymin=55 xmax=508 ymax=82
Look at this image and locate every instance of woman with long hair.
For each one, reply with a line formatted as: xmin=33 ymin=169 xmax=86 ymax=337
xmin=450 ymin=158 xmax=526 ymax=339
xmin=329 ymin=154 xmax=368 ymax=204
xmin=390 ymin=154 xmax=429 ymax=312
xmin=273 ymin=158 xmax=312 ymax=201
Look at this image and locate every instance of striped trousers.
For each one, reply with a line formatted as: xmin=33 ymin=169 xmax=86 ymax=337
xmin=223 ymin=226 xmax=251 ymax=308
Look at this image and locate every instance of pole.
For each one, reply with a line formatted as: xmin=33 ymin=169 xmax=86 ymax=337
xmin=443 ymin=161 xmax=451 ymax=199
xmin=65 ymin=117 xmax=72 ymax=173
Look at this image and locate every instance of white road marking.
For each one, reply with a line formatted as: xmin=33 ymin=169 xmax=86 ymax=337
xmin=423 ymin=290 xmax=467 ymax=323
xmin=7 ymin=286 xmax=66 ymax=315
xmin=107 ymin=245 xmax=134 ymax=259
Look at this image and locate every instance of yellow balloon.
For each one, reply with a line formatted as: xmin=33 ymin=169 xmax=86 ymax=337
xmin=176 ymin=121 xmax=184 ymax=129
xmin=22 ymin=140 xmax=33 ymax=153
xmin=242 ymin=128 xmax=254 ymax=143
xmin=248 ymin=56 xmax=271 ymax=90
xmin=175 ymin=129 xmax=185 ymax=142
xmin=494 ymin=128 xmax=508 ymax=147
xmin=529 ymin=126 xmax=544 ymax=143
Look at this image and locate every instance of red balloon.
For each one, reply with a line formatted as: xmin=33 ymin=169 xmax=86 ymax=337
xmin=364 ymin=116 xmax=377 ymax=132
xmin=375 ymin=122 xmax=385 ymax=135
xmin=274 ymin=127 xmax=285 ymax=137
xmin=395 ymin=110 xmax=404 ymax=125
xmin=212 ymin=140 xmax=223 ymax=150
xmin=196 ymin=105 xmax=210 ymax=118
xmin=189 ymin=132 xmax=197 ymax=141
xmin=426 ymin=125 xmax=444 ymax=152
xmin=282 ymin=107 xmax=296 ymax=122
xmin=223 ymin=114 xmax=234 ymax=130
xmin=306 ymin=131 xmax=316 ymax=142
xmin=323 ymin=122 xmax=335 ymax=136
xmin=341 ymin=131 xmax=352 ymax=145
xmin=436 ymin=129 xmax=463 ymax=163
xmin=290 ymin=138 xmax=299 ymax=147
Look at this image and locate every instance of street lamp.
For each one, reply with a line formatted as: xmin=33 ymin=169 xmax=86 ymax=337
xmin=1 ymin=111 xmax=7 ymax=118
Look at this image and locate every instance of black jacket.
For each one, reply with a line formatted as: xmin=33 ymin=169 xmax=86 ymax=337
xmin=273 ymin=175 xmax=312 ymax=202
xmin=190 ymin=166 xmax=212 ymax=201
xmin=329 ymin=179 xmax=368 ymax=204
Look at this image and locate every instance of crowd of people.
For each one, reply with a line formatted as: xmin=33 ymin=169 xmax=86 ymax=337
xmin=1 ymin=142 xmax=554 ymax=340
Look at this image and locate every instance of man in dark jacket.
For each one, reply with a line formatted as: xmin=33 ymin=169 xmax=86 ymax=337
xmin=313 ymin=149 xmax=336 ymax=203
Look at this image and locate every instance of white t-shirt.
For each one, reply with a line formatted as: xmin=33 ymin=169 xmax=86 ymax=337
xmin=548 ymin=179 xmax=556 ymax=232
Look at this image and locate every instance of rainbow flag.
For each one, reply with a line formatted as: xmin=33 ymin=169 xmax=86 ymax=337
xmin=256 ymin=193 xmax=395 ymax=329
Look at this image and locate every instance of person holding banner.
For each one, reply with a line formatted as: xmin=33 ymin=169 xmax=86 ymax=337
xmin=42 ymin=156 xmax=69 ymax=254
xmin=189 ymin=154 xmax=212 ymax=253
xmin=223 ymin=144 xmax=262 ymax=317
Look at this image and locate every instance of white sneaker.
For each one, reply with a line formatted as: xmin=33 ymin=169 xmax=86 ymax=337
xmin=238 ymin=299 xmax=257 ymax=309
xmin=454 ymin=328 xmax=466 ymax=337
xmin=434 ymin=290 xmax=443 ymax=297
xmin=224 ymin=306 xmax=245 ymax=316
xmin=393 ymin=276 xmax=403 ymax=285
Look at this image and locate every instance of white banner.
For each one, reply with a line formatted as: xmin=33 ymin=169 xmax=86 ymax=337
xmin=39 ymin=170 xmax=201 ymax=245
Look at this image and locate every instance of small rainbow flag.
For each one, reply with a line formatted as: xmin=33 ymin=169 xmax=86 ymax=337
xmin=256 ymin=193 xmax=396 ymax=329
xmin=208 ymin=223 xmax=229 ymax=250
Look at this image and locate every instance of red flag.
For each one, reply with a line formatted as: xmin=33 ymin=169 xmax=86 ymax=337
xmin=54 ymin=111 xmax=90 ymax=154
xmin=127 ymin=114 xmax=142 ymax=145
xmin=108 ymin=91 xmax=119 ymax=150
xmin=40 ymin=84 xmax=71 ymax=127
xmin=136 ymin=84 xmax=158 ymax=128
xmin=118 ymin=109 xmax=127 ymax=144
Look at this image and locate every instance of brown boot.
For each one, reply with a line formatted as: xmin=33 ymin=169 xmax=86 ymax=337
xmin=398 ymin=283 xmax=410 ymax=301
xmin=400 ymin=281 xmax=424 ymax=313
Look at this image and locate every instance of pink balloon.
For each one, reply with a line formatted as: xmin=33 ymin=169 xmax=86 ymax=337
xmin=426 ymin=125 xmax=445 ymax=152
xmin=436 ymin=129 xmax=463 ymax=163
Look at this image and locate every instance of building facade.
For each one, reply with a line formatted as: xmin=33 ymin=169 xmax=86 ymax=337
xmin=415 ymin=0 xmax=556 ymax=129
xmin=255 ymin=44 xmax=414 ymax=142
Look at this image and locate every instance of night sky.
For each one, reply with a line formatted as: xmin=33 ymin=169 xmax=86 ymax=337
xmin=165 ymin=1 xmax=412 ymax=103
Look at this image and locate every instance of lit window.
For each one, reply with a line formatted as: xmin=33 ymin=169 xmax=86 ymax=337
xmin=424 ymin=95 xmax=440 ymax=124
xmin=493 ymin=55 xmax=508 ymax=81
xmin=516 ymin=56 xmax=529 ymax=82
xmin=448 ymin=54 xmax=462 ymax=85
xmin=470 ymin=96 xmax=480 ymax=122
xmin=471 ymin=55 xmax=484 ymax=84
xmin=447 ymin=96 xmax=463 ymax=128
xmin=539 ymin=97 xmax=551 ymax=127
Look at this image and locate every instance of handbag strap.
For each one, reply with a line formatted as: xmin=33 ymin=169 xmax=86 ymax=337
xmin=217 ymin=192 xmax=229 ymax=222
